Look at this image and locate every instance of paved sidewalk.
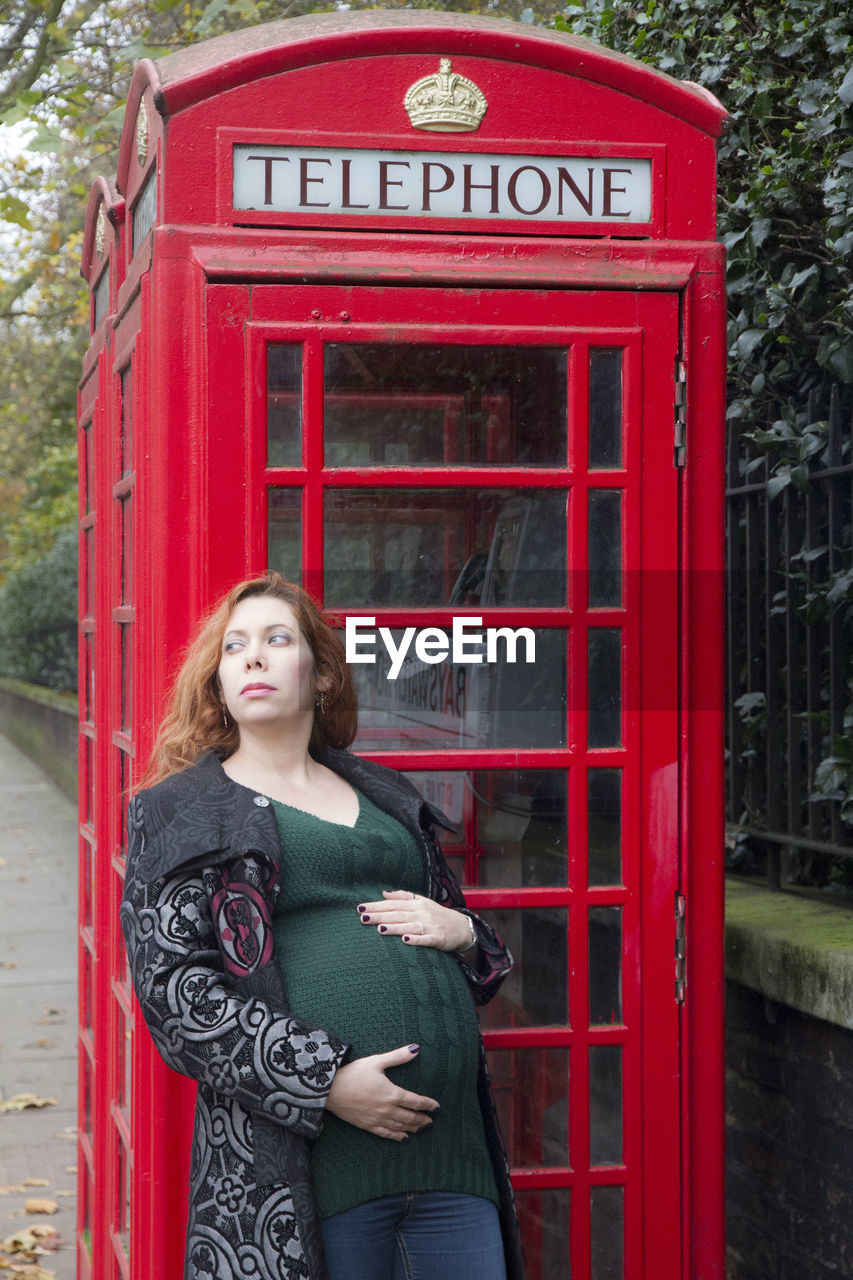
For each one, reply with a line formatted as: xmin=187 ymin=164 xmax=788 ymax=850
xmin=0 ymin=731 xmax=77 ymax=1277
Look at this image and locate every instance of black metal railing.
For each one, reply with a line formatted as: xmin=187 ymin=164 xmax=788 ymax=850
xmin=726 ymin=385 xmax=853 ymax=897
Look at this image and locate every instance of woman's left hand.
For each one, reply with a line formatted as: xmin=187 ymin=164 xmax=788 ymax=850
xmin=357 ymin=891 xmax=474 ymax=954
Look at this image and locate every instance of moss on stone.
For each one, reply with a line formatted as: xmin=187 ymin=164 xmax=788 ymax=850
xmin=725 ymin=879 xmax=853 ymax=1031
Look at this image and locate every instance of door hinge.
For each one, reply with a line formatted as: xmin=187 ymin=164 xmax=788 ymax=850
xmin=674 ymin=891 xmax=687 ymax=1003
xmin=674 ymin=359 xmax=687 ymax=468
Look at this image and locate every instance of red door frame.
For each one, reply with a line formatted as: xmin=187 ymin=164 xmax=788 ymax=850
xmin=80 ymin=203 xmax=724 ymax=1278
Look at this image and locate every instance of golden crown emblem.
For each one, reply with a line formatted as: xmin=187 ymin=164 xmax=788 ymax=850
xmin=404 ymin=59 xmax=487 ymax=133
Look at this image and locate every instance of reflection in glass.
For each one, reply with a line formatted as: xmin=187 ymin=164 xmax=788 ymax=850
xmin=120 ymin=363 xmax=133 ymax=478
xmin=589 ymin=348 xmax=623 ymax=469
xmin=588 ymin=628 xmax=621 ymax=748
xmin=267 ymin=489 xmax=302 ymax=582
xmin=83 ymin=425 xmax=93 ymax=512
xmin=267 ymin=344 xmax=302 ymax=465
xmin=403 ymin=769 xmax=568 ymax=888
xmin=351 ymin=629 xmax=566 ymax=751
xmin=324 ymin=488 xmax=566 ymax=607
xmin=486 ymin=1047 xmax=569 ymax=1166
xmin=588 ymin=490 xmax=622 ymax=607
xmin=479 ymin=908 xmax=568 ymax=1027
xmin=590 ymin=1185 xmax=624 ymax=1279
xmin=324 ymin=344 xmax=568 ymax=466
xmin=121 ymin=499 xmax=132 ymax=605
xmin=588 ymin=770 xmax=622 ymax=886
xmin=589 ymin=1045 xmax=622 ymax=1165
xmin=589 ymin=907 xmax=622 ymax=1025
xmin=85 ymin=527 xmax=94 ymax=616
xmin=514 ymin=1188 xmax=571 ymax=1279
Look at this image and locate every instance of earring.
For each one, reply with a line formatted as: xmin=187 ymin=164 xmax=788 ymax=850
xmin=315 ymin=692 xmax=327 ymax=714
xmin=222 ymin=705 xmax=230 ymax=729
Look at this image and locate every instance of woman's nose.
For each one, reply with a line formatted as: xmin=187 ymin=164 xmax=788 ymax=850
xmin=244 ymin=646 xmax=265 ymax=669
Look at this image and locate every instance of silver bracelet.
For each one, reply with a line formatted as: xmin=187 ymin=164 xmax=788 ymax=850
xmin=456 ymin=914 xmax=477 ymax=953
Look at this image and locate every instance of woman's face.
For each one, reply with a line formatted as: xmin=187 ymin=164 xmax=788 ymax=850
xmin=217 ymin=594 xmax=323 ymax=736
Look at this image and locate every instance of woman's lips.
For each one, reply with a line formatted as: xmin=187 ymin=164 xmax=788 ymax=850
xmin=240 ymin=683 xmax=275 ymax=697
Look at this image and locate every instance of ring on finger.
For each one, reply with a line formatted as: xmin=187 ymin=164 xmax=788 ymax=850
xmin=416 ymin=921 xmax=425 ymax=934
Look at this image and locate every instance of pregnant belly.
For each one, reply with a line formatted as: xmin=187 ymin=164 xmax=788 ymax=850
xmin=277 ymin=907 xmax=483 ymax=1105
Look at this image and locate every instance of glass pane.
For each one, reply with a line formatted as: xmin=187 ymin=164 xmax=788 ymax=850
xmin=83 ymin=633 xmax=94 ymax=721
xmin=589 ymin=907 xmax=622 ymax=1025
xmin=589 ymin=1045 xmax=622 ymax=1165
xmin=590 ymin=1185 xmax=624 ymax=1279
xmin=120 ymin=626 xmax=131 ymax=732
xmin=479 ymin=908 xmax=568 ymax=1027
xmin=83 ymin=425 xmax=93 ymax=512
xmin=84 ymin=736 xmax=94 ymax=824
xmin=85 ymin=527 xmax=94 ymax=617
xmin=588 ymin=628 xmax=621 ymax=748
xmin=267 ymin=489 xmax=302 ymax=581
xmin=120 ymin=363 xmax=132 ymax=477
xmin=325 ymin=488 xmax=566 ymax=607
xmin=122 ymin=1018 xmax=132 ymax=1117
xmin=351 ymin=628 xmax=566 ymax=750
xmin=121 ymin=499 xmax=132 ymax=605
xmin=267 ymin=344 xmax=302 ymax=465
xmin=588 ymin=490 xmax=622 ymax=607
xmin=588 ymin=770 xmax=622 ymax=886
xmin=81 ymin=837 xmax=93 ymax=927
xmin=588 ymin=348 xmax=623 ymax=468
xmin=404 ymin=769 xmax=568 ymax=888
xmin=486 ymin=1047 xmax=569 ymax=1166
xmin=324 ymin=344 xmax=568 ymax=465
xmin=515 ymin=1189 xmax=571 ymax=1279
xmin=131 ymin=169 xmax=157 ymax=254
xmin=93 ymin=265 xmax=109 ymax=331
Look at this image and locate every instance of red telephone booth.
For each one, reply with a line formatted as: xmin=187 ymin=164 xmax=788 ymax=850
xmin=78 ymin=13 xmax=727 ymax=1279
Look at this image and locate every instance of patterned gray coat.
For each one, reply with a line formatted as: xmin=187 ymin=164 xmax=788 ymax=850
xmin=120 ymin=748 xmax=524 ymax=1280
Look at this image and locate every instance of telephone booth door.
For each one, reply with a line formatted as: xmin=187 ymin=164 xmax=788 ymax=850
xmin=205 ymin=278 xmax=683 ymax=1279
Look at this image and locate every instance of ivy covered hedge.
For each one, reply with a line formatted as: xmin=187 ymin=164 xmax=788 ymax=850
xmin=556 ymin=1 xmax=853 ymax=860
xmin=557 ymin=0 xmax=853 ymax=435
xmin=0 ymin=527 xmax=77 ymax=691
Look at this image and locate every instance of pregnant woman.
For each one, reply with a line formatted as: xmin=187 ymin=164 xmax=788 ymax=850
xmin=121 ymin=573 xmax=523 ymax=1280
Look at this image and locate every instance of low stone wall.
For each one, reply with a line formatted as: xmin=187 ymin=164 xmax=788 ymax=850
xmin=725 ymin=880 xmax=853 ymax=1279
xmin=0 ymin=677 xmax=77 ymax=801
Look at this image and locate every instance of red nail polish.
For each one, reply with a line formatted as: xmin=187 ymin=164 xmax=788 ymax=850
xmin=361 ymin=914 xmax=370 ymax=922
xmin=379 ymin=925 xmax=387 ymax=933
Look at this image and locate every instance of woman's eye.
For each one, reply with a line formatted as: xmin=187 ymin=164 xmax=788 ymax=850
xmin=269 ymin=632 xmax=291 ymax=645
xmin=223 ymin=639 xmax=243 ymax=654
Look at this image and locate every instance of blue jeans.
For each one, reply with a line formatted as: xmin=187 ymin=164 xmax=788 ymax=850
xmin=321 ymin=1191 xmax=507 ymax=1280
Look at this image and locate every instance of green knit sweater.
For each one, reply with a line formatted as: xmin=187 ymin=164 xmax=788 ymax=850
xmin=271 ymin=790 xmax=498 ymax=1219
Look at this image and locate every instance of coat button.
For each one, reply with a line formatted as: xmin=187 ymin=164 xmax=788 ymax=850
xmin=254 ymin=795 xmax=270 ymax=807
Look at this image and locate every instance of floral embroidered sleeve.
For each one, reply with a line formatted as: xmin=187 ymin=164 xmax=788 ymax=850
xmin=120 ymin=795 xmax=350 ymax=1140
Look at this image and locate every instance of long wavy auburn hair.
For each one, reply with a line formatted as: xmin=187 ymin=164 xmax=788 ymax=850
xmin=142 ymin=574 xmax=358 ymax=786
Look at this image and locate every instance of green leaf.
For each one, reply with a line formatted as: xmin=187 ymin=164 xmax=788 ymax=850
xmin=839 ymin=66 xmax=853 ymax=105
xmin=0 ymin=194 xmax=32 ymax=230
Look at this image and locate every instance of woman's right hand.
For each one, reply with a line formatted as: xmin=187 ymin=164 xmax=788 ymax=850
xmin=325 ymin=1044 xmax=439 ymax=1141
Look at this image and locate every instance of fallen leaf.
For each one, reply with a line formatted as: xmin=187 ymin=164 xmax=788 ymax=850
xmin=0 ymin=963 xmax=17 ymax=970
xmin=16 ymin=876 xmax=27 ymax=883
xmin=63 ymin=1169 xmax=75 ymax=1176
xmin=21 ymin=1041 xmax=56 ymax=1051
xmin=0 ymin=857 xmax=7 ymax=866
xmin=22 ymin=1204 xmax=55 ymax=1218
xmin=0 ymin=1266 xmax=57 ymax=1279
xmin=19 ymin=1185 xmax=47 ymax=1192
xmin=0 ymin=1096 xmax=57 ymax=1114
